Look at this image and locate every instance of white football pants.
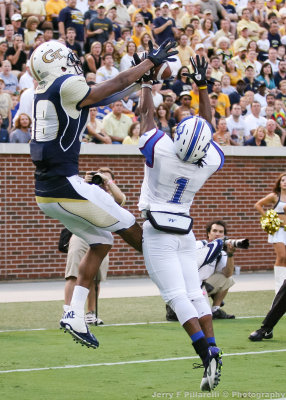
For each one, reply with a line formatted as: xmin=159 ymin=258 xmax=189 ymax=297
xmin=142 ymin=220 xmax=211 ymax=325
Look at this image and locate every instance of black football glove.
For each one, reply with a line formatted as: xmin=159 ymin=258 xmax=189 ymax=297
xmin=183 ymin=55 xmax=208 ymax=88
xmin=132 ymin=52 xmax=147 ymax=66
xmin=147 ymin=39 xmax=178 ymax=67
xmin=132 ymin=52 xmax=153 ymax=82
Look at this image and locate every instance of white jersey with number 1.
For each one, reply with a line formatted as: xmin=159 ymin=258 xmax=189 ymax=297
xmin=138 ymin=128 xmax=224 ymax=215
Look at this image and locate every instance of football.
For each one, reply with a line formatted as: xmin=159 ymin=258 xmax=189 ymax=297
xmin=152 ymin=62 xmax=172 ymax=81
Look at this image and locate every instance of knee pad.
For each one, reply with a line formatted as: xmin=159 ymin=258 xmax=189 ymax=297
xmin=168 ymin=293 xmax=198 ymax=326
xmin=189 ymin=292 xmax=212 ymax=318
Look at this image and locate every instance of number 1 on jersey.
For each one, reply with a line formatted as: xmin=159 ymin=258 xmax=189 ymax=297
xmin=168 ymin=177 xmax=189 ymax=204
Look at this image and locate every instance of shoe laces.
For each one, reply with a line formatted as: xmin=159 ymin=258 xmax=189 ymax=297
xmin=192 ymin=362 xmax=204 ymax=369
xmin=192 ymin=347 xmax=222 ymax=370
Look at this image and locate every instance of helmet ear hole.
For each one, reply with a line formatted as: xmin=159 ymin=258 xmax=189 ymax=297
xmin=62 ymin=67 xmax=67 ymax=72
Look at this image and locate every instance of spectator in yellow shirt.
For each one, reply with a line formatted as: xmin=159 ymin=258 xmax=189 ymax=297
xmin=212 ymin=80 xmax=230 ymax=117
xmin=102 ymin=101 xmax=133 ymax=143
xmin=21 ymin=0 xmax=46 ymax=24
xmin=46 ymin=0 xmax=67 ymax=29
xmin=122 ymin=122 xmax=140 ymax=145
xmin=177 ymin=33 xmax=195 ymax=66
xmin=180 ymin=3 xmax=195 ymax=29
xmin=236 ymin=8 xmax=260 ymax=41
xmin=233 ymin=26 xmax=250 ymax=55
xmin=131 ymin=15 xmax=152 ymax=47
xmin=265 ymin=119 xmax=284 ymax=147
xmin=190 ymin=83 xmax=199 ymax=115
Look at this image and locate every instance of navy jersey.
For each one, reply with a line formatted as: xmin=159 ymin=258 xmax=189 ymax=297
xmin=30 ymin=74 xmax=90 ymax=179
xmin=58 ymin=7 xmax=85 ymax=42
xmin=153 ymin=17 xmax=176 ymax=46
xmin=87 ymin=16 xmax=113 ymax=45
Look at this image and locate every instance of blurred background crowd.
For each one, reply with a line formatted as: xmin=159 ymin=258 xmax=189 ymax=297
xmin=1 ymin=0 xmax=286 ymax=146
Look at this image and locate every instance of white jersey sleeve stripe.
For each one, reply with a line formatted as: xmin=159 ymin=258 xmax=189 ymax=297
xmin=211 ymin=140 xmax=224 ymax=171
xmin=139 ymin=129 xmax=165 ymax=167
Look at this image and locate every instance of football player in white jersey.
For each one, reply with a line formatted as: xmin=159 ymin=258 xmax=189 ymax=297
xmin=29 ymin=39 xmax=177 ymax=349
xmin=137 ymin=56 xmax=224 ymax=392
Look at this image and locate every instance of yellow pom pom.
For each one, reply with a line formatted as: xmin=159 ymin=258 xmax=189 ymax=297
xmin=260 ymin=209 xmax=281 ymax=235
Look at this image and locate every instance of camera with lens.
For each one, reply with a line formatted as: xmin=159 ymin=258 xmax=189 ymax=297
xmin=223 ymin=238 xmax=249 ymax=250
xmin=90 ymin=173 xmax=103 ymax=185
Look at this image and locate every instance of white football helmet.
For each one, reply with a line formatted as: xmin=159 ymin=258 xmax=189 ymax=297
xmin=30 ymin=40 xmax=83 ymax=83
xmin=174 ymin=116 xmax=212 ymax=163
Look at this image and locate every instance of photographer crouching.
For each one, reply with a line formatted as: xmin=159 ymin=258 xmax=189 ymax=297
xmin=165 ymin=219 xmax=249 ymax=321
xmin=198 ymin=220 xmax=249 ymax=320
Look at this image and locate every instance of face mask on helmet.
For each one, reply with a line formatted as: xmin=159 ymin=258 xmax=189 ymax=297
xmin=174 ymin=116 xmax=212 ymax=163
xmin=30 ymin=40 xmax=83 ymax=83
xmin=67 ymin=51 xmax=83 ymax=75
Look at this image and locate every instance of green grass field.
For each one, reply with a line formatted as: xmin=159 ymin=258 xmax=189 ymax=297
xmin=0 ymin=292 xmax=285 ymax=400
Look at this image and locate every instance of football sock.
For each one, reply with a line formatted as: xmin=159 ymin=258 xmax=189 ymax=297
xmin=192 ymin=335 xmax=209 ymax=362
xmin=191 ymin=330 xmax=205 ymax=342
xmin=71 ymin=285 xmax=89 ymax=316
xmin=207 ymin=337 xmax=216 ymax=346
xmin=212 ymin=306 xmax=220 ymax=312
xmin=274 ymin=266 xmax=286 ymax=294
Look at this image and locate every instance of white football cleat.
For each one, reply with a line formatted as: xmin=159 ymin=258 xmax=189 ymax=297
xmin=60 ymin=308 xmax=99 ymax=349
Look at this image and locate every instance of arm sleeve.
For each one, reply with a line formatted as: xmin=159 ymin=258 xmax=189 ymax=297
xmin=60 ymin=75 xmax=91 ymax=116
xmin=58 ymin=8 xmax=67 ymax=23
xmin=153 ymin=17 xmax=160 ymax=29
xmin=209 ymin=141 xmax=225 ymax=171
xmin=139 ymin=128 xmax=164 ymax=167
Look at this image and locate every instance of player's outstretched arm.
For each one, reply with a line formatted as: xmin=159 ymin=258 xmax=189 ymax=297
xmin=139 ymin=81 xmax=156 ymax=134
xmin=183 ymin=56 xmax=212 ymax=125
xmin=80 ymin=39 xmax=178 ymax=108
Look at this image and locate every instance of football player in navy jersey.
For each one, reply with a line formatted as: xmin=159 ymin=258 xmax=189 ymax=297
xmin=29 ymin=39 xmax=177 ymax=349
xmin=137 ymin=56 xmax=224 ymax=392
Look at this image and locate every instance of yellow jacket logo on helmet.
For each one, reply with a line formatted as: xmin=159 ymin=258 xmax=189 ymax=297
xmin=42 ymin=49 xmax=65 ymax=63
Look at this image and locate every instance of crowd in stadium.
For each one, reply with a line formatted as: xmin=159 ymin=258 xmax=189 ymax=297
xmin=1 ymin=0 xmax=286 ymax=146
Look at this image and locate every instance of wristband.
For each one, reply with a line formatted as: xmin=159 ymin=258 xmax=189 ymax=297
xmin=198 ymin=86 xmax=207 ymax=90
xmin=141 ymin=83 xmax=152 ymax=89
xmin=227 ymin=253 xmax=234 ymax=257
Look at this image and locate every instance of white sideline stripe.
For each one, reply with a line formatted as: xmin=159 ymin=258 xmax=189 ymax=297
xmin=0 ymin=349 xmax=286 ymax=375
xmin=0 ymin=316 xmax=267 ymax=333
xmin=0 ymin=328 xmax=47 ymax=333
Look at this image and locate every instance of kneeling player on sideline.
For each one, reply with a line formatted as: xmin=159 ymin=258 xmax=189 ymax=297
xmin=29 ymin=39 xmax=177 ymax=349
xmin=137 ymin=56 xmax=224 ymax=392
